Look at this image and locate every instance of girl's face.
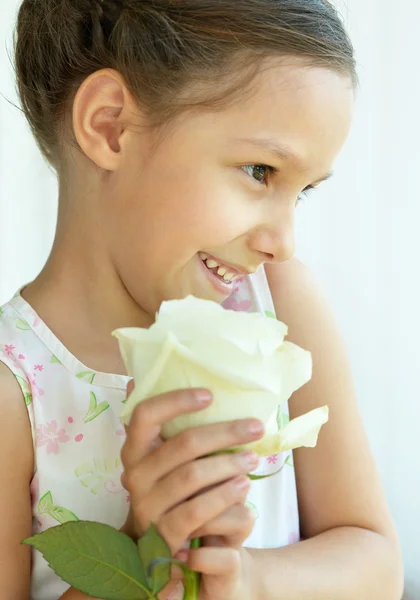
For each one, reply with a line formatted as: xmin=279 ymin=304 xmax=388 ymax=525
xmin=107 ymin=61 xmax=354 ymax=316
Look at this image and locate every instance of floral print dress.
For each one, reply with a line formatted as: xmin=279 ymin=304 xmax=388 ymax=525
xmin=0 ymin=267 xmax=300 ymax=600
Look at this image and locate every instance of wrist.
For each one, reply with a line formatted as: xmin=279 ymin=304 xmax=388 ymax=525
xmin=241 ymin=548 xmax=264 ymax=600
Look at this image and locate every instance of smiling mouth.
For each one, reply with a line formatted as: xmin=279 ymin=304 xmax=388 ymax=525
xmin=199 ymin=252 xmax=243 ymax=284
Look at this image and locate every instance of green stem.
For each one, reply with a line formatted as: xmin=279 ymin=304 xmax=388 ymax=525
xmin=183 ymin=538 xmax=201 ymax=600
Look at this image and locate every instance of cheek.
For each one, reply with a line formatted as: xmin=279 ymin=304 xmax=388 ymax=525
xmin=117 ymin=155 xmax=257 ymax=258
xmin=163 ymin=170 xmax=257 ymax=246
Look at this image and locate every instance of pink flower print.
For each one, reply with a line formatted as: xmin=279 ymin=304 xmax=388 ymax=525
xmin=34 ymin=365 xmax=44 ymax=372
xmin=28 ymin=373 xmax=44 ymax=399
xmin=18 ymin=354 xmax=25 ymax=360
xmin=36 ymin=421 xmax=70 ymax=455
xmin=4 ymin=344 xmax=15 ymax=356
xmin=30 ymin=311 xmax=41 ymax=328
xmin=115 ymin=428 xmax=125 ymax=437
xmin=222 ymin=297 xmax=252 ymax=312
xmin=126 ymin=495 xmax=131 ymax=504
xmin=104 ymin=480 xmax=125 ymax=494
xmin=267 ymin=454 xmax=279 ymax=465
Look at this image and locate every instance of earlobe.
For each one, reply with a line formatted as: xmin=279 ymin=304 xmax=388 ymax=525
xmin=72 ymin=69 xmax=132 ymax=171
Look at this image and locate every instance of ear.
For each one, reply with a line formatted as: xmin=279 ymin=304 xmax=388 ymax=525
xmin=72 ymin=69 xmax=138 ymax=171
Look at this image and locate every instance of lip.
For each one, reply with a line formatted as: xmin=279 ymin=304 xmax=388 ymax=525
xmin=197 ymin=254 xmax=237 ymax=296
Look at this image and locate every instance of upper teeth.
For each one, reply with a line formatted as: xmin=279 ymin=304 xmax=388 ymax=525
xmin=199 ymin=252 xmax=240 ymax=283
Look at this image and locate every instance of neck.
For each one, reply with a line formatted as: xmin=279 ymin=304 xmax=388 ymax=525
xmin=23 ymin=200 xmax=153 ymax=375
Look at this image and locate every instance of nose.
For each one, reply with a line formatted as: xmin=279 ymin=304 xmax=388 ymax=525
xmin=248 ymin=206 xmax=296 ymax=264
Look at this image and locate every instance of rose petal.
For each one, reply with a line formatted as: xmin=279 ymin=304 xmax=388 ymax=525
xmin=156 ymin=296 xmax=289 ymax=356
xmin=119 ymin=335 xmax=310 ymax=434
xmin=117 ymin=337 xmax=311 ymax=430
xmin=233 ymin=406 xmax=329 ymax=456
xmin=114 ymin=297 xmax=315 ymax=440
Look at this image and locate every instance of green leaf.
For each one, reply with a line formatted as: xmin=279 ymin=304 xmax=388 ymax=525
xmin=276 ymin=407 xmax=290 ymax=430
xmin=285 ymin=453 xmax=294 ymax=467
xmin=83 ymin=391 xmax=110 ymax=423
xmin=15 ymin=375 xmax=32 ymax=406
xmin=38 ymin=492 xmax=54 ymax=514
xmin=38 ymin=492 xmax=79 ymax=524
xmin=77 ymin=371 xmax=96 ymax=384
xmin=15 ymin=375 xmax=31 ymax=395
xmin=245 ymin=501 xmax=259 ymax=520
xmin=138 ymin=524 xmax=171 ymax=594
xmin=149 ymin=557 xmax=189 ymax=580
xmin=22 ymin=521 xmax=151 ymax=600
xmin=264 ymin=310 xmax=277 ymax=320
xmin=148 ymin=556 xmax=201 ymax=600
xmin=15 ymin=318 xmax=31 ymax=331
xmin=50 ymin=354 xmax=62 ymax=365
xmin=49 ymin=506 xmax=79 ymax=524
xmin=14 ymin=375 xmax=33 ymax=406
xmin=248 ymin=464 xmax=285 ymax=480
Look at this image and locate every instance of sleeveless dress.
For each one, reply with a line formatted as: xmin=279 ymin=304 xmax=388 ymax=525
xmin=0 ymin=268 xmax=300 ymax=600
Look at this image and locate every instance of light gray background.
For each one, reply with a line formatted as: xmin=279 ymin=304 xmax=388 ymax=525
xmin=1 ymin=0 xmax=419 ymax=596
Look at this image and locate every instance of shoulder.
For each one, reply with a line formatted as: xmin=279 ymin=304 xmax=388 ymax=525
xmin=0 ymin=361 xmax=33 ymax=471
xmin=265 ymin=257 xmax=347 ymax=409
xmin=265 ymin=257 xmax=338 ymax=340
xmin=266 ymin=259 xmax=399 ymax=545
xmin=0 ymin=363 xmax=33 ymax=598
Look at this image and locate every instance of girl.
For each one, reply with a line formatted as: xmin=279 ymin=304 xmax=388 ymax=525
xmin=0 ymin=1 xmax=403 ymax=599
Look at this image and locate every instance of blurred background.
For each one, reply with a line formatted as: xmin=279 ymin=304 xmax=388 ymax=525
xmin=1 ymin=0 xmax=419 ymax=597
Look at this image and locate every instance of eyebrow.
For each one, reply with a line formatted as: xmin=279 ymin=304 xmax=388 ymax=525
xmin=232 ymin=137 xmax=334 ymax=185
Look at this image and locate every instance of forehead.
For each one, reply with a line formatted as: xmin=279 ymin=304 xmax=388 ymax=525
xmin=215 ymin=59 xmax=355 ymax=172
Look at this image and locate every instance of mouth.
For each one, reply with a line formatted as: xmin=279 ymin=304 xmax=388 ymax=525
xmin=197 ymin=252 xmax=246 ymax=296
xmin=199 ymin=252 xmax=243 ymax=284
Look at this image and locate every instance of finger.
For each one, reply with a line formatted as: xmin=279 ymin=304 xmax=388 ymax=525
xmin=189 ymin=546 xmax=241 ymax=575
xmin=121 ymin=388 xmax=213 ymax=468
xmin=186 ymin=547 xmax=242 ymax=595
xmin=159 ymin=475 xmax=251 ymax=553
xmin=190 ymin=503 xmax=256 ymax=549
xmin=145 ymin=418 xmax=264 ymax=482
xmin=157 ymin=580 xmax=184 ymax=600
xmin=134 ymin=451 xmax=258 ymax=524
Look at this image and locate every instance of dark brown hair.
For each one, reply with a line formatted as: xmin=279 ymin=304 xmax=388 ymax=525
xmin=14 ymin=0 xmax=357 ymax=167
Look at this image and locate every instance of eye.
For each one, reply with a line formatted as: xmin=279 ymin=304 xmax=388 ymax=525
xmin=296 ymin=185 xmax=316 ymax=207
xmin=241 ymin=164 xmax=276 ymax=185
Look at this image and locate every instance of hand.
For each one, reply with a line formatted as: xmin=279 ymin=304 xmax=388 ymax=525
xmin=175 ymin=513 xmax=259 ymax=600
xmin=120 ymin=384 xmax=264 ymax=598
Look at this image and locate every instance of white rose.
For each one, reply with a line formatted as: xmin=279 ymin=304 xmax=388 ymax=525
xmin=113 ymin=296 xmax=328 ymax=456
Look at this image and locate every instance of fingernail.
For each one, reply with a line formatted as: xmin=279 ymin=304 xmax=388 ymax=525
xmin=194 ymin=390 xmax=213 ymax=405
xmin=175 ymin=550 xmax=189 ymax=563
xmin=243 ymin=420 xmax=265 ymax=437
xmin=233 ymin=476 xmax=250 ymax=494
xmin=239 ymin=451 xmax=259 ymax=468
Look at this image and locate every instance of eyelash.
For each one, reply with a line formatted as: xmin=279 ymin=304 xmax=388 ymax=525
xmin=241 ymin=164 xmax=316 ymax=206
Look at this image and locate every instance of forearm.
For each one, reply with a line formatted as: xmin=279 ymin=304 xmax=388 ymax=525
xmin=245 ymin=526 xmax=404 ymax=600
